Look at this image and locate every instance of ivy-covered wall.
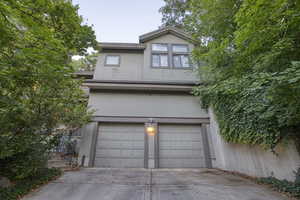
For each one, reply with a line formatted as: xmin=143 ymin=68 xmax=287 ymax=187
xmin=209 ymin=109 xmax=300 ymax=181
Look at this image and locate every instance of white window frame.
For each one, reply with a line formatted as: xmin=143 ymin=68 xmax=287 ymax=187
xmin=151 ymin=43 xmax=170 ymax=68
xmin=104 ymin=55 xmax=121 ymax=66
xmin=171 ymin=44 xmax=192 ymax=69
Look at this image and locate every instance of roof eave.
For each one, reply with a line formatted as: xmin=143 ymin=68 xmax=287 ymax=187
xmin=73 ymin=71 xmax=94 ymax=79
xmin=98 ymin=42 xmax=146 ymax=51
xmin=139 ymin=27 xmax=197 ymax=44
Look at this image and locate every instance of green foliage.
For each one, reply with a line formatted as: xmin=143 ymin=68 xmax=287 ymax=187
xmin=159 ymin=0 xmax=190 ymax=27
xmin=0 ymin=0 xmax=97 ymax=179
xmin=193 ymin=63 xmax=300 ymax=148
xmin=71 ymin=52 xmax=99 ymax=72
xmin=258 ymin=177 xmax=300 ymax=199
xmin=165 ymin=0 xmax=300 ymax=148
xmin=0 ymin=143 xmax=48 ymax=180
xmin=0 ymin=168 xmax=62 ymax=200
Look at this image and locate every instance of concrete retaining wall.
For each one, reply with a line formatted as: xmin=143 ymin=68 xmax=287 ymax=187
xmin=209 ymin=109 xmax=300 ymax=181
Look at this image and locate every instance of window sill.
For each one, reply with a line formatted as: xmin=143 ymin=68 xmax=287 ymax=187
xmin=150 ymin=66 xmax=193 ymax=70
xmin=104 ymin=64 xmax=120 ymax=67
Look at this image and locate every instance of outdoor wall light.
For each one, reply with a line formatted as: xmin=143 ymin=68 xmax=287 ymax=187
xmin=145 ymin=119 xmax=157 ymax=136
xmin=146 ymin=126 xmax=156 ymax=136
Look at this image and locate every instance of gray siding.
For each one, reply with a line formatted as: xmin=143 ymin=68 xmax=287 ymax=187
xmin=94 ymin=53 xmax=143 ymax=81
xmin=88 ymin=92 xmax=208 ymax=118
xmin=94 ymin=34 xmax=199 ymax=82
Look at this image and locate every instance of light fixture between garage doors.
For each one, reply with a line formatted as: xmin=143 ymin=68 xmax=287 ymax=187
xmin=145 ymin=119 xmax=157 ymax=136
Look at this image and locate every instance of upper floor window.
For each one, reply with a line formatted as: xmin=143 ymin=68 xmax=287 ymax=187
xmin=173 ymin=55 xmax=190 ymax=68
xmin=172 ymin=44 xmax=189 ymax=53
xmin=105 ymin=55 xmax=120 ymax=66
xmin=172 ymin=44 xmax=191 ymax=69
xmin=152 ymin=44 xmax=168 ymax=52
xmin=151 ymin=44 xmax=169 ymax=68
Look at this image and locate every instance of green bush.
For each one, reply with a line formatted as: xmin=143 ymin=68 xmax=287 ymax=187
xmin=258 ymin=177 xmax=300 ymax=199
xmin=0 ymin=168 xmax=62 ymax=200
xmin=0 ymin=144 xmax=48 ymax=181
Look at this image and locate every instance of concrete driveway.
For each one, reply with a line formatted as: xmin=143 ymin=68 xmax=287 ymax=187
xmin=23 ymin=168 xmax=289 ymax=200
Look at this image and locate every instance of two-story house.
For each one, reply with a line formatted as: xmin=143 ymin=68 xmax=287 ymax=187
xmin=78 ymin=27 xmax=214 ymax=169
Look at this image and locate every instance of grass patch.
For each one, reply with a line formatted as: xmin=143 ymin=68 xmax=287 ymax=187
xmin=258 ymin=177 xmax=300 ymax=199
xmin=0 ymin=168 xmax=62 ymax=200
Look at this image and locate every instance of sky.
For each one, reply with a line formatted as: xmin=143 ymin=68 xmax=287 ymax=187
xmin=72 ymin=0 xmax=165 ymax=43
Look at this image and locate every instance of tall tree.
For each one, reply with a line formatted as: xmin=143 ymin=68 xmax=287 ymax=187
xmin=71 ymin=52 xmax=99 ymax=72
xmin=196 ymin=0 xmax=300 ymax=149
xmin=163 ymin=0 xmax=300 ymax=149
xmin=159 ymin=0 xmax=190 ymax=27
xmin=0 ymin=0 xmax=97 ymax=179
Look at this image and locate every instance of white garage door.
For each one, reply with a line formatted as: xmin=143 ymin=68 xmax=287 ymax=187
xmin=94 ymin=123 xmax=145 ymax=168
xmin=158 ymin=124 xmax=206 ymax=168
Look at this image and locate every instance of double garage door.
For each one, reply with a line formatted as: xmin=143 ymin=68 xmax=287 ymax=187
xmin=94 ymin=123 xmax=208 ymax=168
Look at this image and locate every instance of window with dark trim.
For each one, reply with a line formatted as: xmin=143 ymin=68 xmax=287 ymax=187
xmin=105 ymin=55 xmax=120 ymax=66
xmin=171 ymin=44 xmax=191 ymax=69
xmin=151 ymin=44 xmax=169 ymax=68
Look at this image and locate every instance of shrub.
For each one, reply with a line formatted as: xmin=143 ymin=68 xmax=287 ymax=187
xmin=0 ymin=144 xmax=48 ymax=181
xmin=258 ymin=177 xmax=300 ymax=199
xmin=0 ymin=168 xmax=62 ymax=200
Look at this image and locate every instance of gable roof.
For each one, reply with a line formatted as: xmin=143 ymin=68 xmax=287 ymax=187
xmin=98 ymin=27 xmax=196 ymax=51
xmin=139 ymin=26 xmax=195 ymax=43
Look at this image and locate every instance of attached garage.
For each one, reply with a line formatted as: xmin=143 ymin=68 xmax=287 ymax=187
xmin=94 ymin=123 xmax=145 ymax=168
xmin=93 ymin=122 xmax=211 ymax=169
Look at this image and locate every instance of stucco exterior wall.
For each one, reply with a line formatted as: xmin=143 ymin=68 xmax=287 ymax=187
xmin=209 ymin=109 xmax=300 ymax=181
xmin=89 ymin=92 xmax=208 ymax=118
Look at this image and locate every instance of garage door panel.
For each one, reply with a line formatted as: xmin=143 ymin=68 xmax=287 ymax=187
xmin=94 ymin=123 xmax=145 ymax=168
xmin=159 ymin=125 xmax=199 ymax=131
xmin=159 ymin=141 xmax=203 ymax=149
xmin=159 ymin=134 xmax=201 ymax=141
xmin=95 ymin=149 xmax=144 ymax=158
xmin=159 ymin=150 xmax=204 ymax=158
xmin=99 ymin=133 xmax=141 ymax=140
xmin=159 ymin=158 xmax=205 ymax=168
xmin=158 ymin=124 xmax=205 ymax=168
xmin=159 ymin=135 xmax=202 ymax=141
xmin=94 ymin=158 xmax=144 ymax=168
xmin=97 ymin=140 xmax=144 ymax=149
xmin=159 ymin=146 xmax=203 ymax=151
